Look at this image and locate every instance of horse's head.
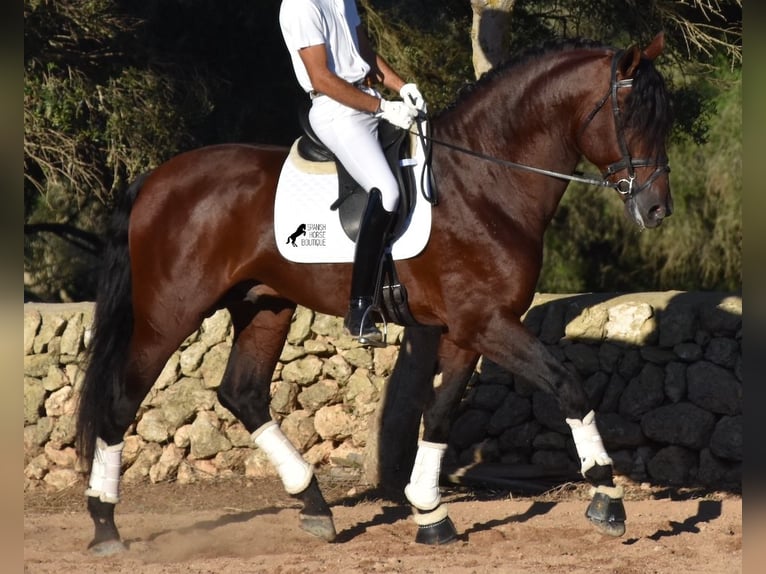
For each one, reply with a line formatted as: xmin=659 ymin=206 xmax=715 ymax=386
xmin=577 ymin=32 xmax=673 ymax=229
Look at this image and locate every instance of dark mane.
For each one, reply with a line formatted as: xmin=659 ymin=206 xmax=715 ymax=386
xmin=623 ymin=57 xmax=672 ymax=152
xmin=437 ymin=38 xmax=610 ymax=116
xmin=481 ymin=37 xmax=609 ymax=84
xmin=437 ymin=37 xmax=673 ymax=150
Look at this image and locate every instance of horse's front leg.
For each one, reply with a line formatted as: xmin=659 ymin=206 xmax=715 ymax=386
xmin=566 ymin=411 xmax=626 ymax=536
xmin=400 ymin=331 xmax=480 ymax=545
xmin=477 ymin=314 xmax=626 ymax=537
xmin=218 ymin=301 xmax=336 ymax=542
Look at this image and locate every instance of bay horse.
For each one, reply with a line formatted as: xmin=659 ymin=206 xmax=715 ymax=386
xmin=75 ymin=33 xmax=672 ymax=553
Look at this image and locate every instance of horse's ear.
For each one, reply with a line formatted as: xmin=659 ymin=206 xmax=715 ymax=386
xmin=617 ymin=45 xmax=641 ymax=79
xmin=642 ymin=31 xmax=665 ymax=61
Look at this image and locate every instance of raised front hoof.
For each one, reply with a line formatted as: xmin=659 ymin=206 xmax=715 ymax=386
xmin=299 ymin=513 xmax=337 ymax=542
xmin=88 ymin=539 xmax=127 ymax=556
xmin=586 ymin=492 xmax=626 ymax=537
xmin=415 ymin=517 xmax=458 ymax=545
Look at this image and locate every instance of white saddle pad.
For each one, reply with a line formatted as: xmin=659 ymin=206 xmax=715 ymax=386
xmin=274 ymin=130 xmax=432 ymax=263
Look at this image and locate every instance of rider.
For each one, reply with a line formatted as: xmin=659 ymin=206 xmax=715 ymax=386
xmin=279 ymin=0 xmax=427 ymax=346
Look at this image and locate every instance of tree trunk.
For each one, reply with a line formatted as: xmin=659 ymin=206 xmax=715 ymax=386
xmin=470 ymin=0 xmax=515 ymax=79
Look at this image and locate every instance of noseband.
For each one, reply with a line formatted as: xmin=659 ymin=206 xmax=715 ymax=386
xmin=578 ymin=51 xmax=670 ymax=199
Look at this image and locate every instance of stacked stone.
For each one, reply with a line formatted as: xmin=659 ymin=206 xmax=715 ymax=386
xmin=24 ymin=304 xmax=92 ymax=491
xmin=261 ymin=308 xmax=403 ymax=475
xmin=24 ymin=303 xmax=403 ymax=490
xmin=23 ymin=292 xmax=742 ymax=493
xmin=447 ymin=293 xmax=742 ymax=489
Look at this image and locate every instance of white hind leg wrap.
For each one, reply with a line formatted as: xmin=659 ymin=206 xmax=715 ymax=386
xmin=404 ymin=440 xmax=447 ymax=511
xmin=566 ymin=410 xmax=613 ymax=476
xmin=85 ymin=438 xmax=124 ymax=504
xmin=252 ymin=421 xmax=313 ymax=494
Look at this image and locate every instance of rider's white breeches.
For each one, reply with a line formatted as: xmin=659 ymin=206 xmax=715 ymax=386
xmin=309 ymin=90 xmax=400 ymax=213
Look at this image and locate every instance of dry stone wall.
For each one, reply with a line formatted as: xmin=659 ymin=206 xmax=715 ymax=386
xmin=23 ymin=292 xmax=742 ymax=493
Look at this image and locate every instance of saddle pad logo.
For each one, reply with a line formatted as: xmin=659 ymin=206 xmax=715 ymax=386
xmin=285 ymin=223 xmax=327 ymax=248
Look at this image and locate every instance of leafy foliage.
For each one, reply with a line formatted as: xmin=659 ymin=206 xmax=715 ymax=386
xmin=24 ymin=1 xmax=213 ymax=300
xmin=507 ymin=0 xmax=741 ymax=67
xmin=23 ymin=0 xmax=295 ymax=300
xmin=23 ymin=0 xmax=741 ymax=300
xmin=359 ymin=0 xmax=473 ymax=111
xmin=643 ymin=64 xmax=741 ymax=289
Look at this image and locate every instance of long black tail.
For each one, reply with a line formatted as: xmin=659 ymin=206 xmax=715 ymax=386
xmin=75 ymin=173 xmax=147 ymax=469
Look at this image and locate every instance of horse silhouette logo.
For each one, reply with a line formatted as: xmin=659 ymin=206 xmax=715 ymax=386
xmin=286 ymin=223 xmax=307 ymax=247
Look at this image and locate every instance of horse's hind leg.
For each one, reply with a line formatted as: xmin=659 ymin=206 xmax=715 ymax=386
xmin=84 ymin=325 xmax=192 ymax=555
xmin=217 ymin=298 xmax=336 ymax=542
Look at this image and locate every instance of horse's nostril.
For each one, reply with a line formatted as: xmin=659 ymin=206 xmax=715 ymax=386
xmin=649 ymin=205 xmax=665 ymax=221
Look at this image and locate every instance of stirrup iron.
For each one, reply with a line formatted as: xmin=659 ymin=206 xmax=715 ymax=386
xmin=355 ymin=304 xmax=387 ymax=347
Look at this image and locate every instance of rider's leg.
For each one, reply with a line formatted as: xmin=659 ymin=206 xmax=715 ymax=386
xmin=344 ymin=188 xmax=394 ymax=344
xmin=308 ymin=91 xmax=400 ymax=211
xmin=309 ymin=96 xmax=400 ymax=345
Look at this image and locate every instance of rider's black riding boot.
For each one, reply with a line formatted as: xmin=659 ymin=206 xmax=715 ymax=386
xmin=344 ymin=188 xmax=395 ymax=346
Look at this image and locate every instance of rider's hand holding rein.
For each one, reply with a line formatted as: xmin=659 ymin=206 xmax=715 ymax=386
xmin=376 ymin=98 xmax=417 ymax=130
xmin=377 ymin=83 xmax=426 ymax=129
xmin=399 ymin=83 xmax=427 ymax=113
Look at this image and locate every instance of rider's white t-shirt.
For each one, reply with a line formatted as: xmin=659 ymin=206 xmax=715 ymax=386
xmin=279 ymin=0 xmax=370 ymax=93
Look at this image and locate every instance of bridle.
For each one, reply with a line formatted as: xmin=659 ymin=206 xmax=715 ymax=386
xmin=576 ymin=50 xmax=670 ymax=199
xmin=413 ymin=49 xmax=670 ymax=205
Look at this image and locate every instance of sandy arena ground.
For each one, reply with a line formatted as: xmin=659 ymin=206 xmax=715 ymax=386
xmin=24 ymin=475 xmax=742 ymax=574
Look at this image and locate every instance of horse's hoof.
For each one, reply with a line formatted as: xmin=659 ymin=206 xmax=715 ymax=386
xmin=88 ymin=539 xmax=127 ymax=556
xmin=586 ymin=491 xmax=626 ymax=537
xmin=415 ymin=516 xmax=458 ymax=545
xmin=588 ymin=516 xmax=626 ymax=537
xmin=299 ymin=513 xmax=337 ymax=542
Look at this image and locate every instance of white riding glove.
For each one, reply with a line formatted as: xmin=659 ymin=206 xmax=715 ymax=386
xmin=377 ymin=98 xmax=417 ymax=130
xmin=399 ymin=83 xmax=427 ymax=113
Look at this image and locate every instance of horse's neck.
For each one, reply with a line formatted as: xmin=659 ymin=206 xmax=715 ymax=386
xmin=432 ymin=53 xmax=602 ymax=227
xmin=438 ymin=51 xmax=600 ymax=159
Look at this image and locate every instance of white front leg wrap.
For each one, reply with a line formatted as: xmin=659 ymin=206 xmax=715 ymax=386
xmin=404 ymin=440 xmax=447 ymax=511
xmin=85 ymin=438 xmax=124 ymax=504
xmin=566 ymin=410 xmax=613 ymax=476
xmin=252 ymin=421 xmax=313 ymax=495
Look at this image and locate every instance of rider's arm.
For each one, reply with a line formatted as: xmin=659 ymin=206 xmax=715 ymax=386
xmin=356 ymin=27 xmax=406 ymax=94
xmin=297 ymin=43 xmax=381 ymax=113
